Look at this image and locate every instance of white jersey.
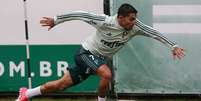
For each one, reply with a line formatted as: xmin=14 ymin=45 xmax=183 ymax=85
xmin=54 ymin=11 xmax=177 ymax=58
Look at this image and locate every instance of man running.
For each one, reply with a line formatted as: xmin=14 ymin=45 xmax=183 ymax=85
xmin=16 ymin=3 xmax=185 ymax=101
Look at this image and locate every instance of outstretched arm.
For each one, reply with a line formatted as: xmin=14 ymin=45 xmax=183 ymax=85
xmin=54 ymin=11 xmax=106 ymax=28
xmin=40 ymin=11 xmax=107 ymax=30
xmin=135 ymin=19 xmax=185 ymax=60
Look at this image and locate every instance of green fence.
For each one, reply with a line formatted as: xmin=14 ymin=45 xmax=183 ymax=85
xmin=0 ymin=45 xmax=99 ymax=92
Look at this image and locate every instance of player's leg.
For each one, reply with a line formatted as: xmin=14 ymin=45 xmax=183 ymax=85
xmin=75 ymin=46 xmax=112 ymax=101
xmin=96 ymin=64 xmax=112 ymax=101
xmin=16 ymin=69 xmax=73 ymax=101
xmin=40 ymin=69 xmax=73 ymax=93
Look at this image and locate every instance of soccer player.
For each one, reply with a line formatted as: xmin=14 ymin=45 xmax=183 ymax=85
xmin=16 ymin=3 xmax=185 ymax=101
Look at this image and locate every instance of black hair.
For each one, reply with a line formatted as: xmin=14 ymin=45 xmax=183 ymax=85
xmin=117 ymin=3 xmax=138 ymax=17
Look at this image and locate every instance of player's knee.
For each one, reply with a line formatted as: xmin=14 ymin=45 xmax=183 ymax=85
xmin=97 ymin=65 xmax=112 ymax=81
xmin=57 ymin=73 xmax=73 ymax=90
xmin=101 ymin=71 xmax=112 ymax=81
xmin=57 ymin=79 xmax=69 ymax=90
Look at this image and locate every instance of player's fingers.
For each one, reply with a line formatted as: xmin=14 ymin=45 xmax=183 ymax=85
xmin=40 ymin=20 xmax=48 ymax=24
xmin=182 ymin=50 xmax=186 ymax=56
xmin=173 ymin=51 xmax=181 ymax=60
xmin=41 ymin=24 xmax=50 ymax=27
xmin=43 ymin=17 xmax=51 ymax=20
xmin=178 ymin=50 xmax=184 ymax=57
xmin=179 ymin=53 xmax=185 ymax=59
xmin=178 ymin=49 xmax=185 ymax=57
xmin=180 ymin=52 xmax=185 ymax=57
xmin=176 ymin=54 xmax=182 ymax=60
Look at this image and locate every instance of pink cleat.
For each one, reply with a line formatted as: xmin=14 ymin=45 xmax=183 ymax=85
xmin=16 ymin=87 xmax=28 ymax=101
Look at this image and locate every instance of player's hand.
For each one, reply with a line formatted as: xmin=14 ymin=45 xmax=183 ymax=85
xmin=40 ymin=17 xmax=55 ymax=31
xmin=172 ymin=46 xmax=185 ymax=60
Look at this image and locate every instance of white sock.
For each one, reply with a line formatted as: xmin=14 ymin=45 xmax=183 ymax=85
xmin=98 ymin=96 xmax=106 ymax=101
xmin=25 ymin=86 xmax=42 ymax=98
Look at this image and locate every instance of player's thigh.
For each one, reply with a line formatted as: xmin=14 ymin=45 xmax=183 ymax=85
xmin=77 ymin=52 xmax=112 ymax=80
xmin=76 ymin=51 xmax=107 ymax=74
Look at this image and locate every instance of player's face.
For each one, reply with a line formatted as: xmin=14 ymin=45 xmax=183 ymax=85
xmin=118 ymin=13 xmax=137 ymax=30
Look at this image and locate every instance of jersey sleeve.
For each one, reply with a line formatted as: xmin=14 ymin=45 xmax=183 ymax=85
xmin=135 ymin=19 xmax=178 ymax=49
xmin=54 ymin=11 xmax=107 ymax=28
